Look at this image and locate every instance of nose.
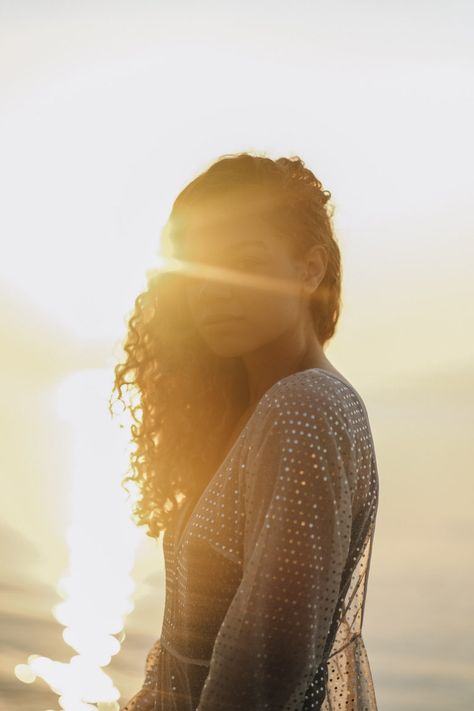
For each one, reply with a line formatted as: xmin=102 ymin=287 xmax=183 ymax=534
xmin=196 ymin=275 xmax=232 ymax=301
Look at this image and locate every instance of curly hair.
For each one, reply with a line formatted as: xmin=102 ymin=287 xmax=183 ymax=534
xmin=109 ymin=152 xmax=342 ymax=540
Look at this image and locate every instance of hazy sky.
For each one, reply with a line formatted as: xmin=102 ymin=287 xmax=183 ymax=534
xmin=1 ymin=0 xmax=473 ymax=377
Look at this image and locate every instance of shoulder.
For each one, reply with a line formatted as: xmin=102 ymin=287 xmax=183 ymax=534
xmin=257 ymin=368 xmax=365 ymax=426
xmin=241 ymin=371 xmax=360 ymax=500
xmin=242 ymin=369 xmax=376 ymax=471
xmin=242 ymin=369 xmax=373 ymax=462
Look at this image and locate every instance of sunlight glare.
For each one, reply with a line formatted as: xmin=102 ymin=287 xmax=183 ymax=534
xmin=149 ymin=249 xmax=305 ymax=298
xmin=15 ymin=368 xmax=143 ymax=709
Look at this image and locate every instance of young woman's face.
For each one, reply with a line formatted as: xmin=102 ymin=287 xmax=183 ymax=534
xmin=181 ymin=209 xmax=311 ymax=358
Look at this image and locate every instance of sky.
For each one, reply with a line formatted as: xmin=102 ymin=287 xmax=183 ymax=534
xmin=1 ymin=2 xmax=473 ymax=710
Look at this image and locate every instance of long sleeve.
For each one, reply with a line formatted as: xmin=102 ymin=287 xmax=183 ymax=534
xmin=196 ymin=378 xmax=354 ymax=711
xmin=121 ymin=638 xmax=161 ymax=711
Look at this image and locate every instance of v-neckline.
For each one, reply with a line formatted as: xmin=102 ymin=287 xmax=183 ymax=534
xmin=173 ymin=414 xmax=255 ymax=553
xmin=172 ymin=366 xmax=355 ymax=553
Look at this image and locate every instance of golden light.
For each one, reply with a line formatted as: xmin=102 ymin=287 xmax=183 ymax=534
xmin=149 ymin=250 xmax=307 ymax=298
xmin=14 ymin=368 xmax=143 ymax=709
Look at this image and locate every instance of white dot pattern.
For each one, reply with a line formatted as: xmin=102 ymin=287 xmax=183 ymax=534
xmin=121 ymin=368 xmax=379 ymax=710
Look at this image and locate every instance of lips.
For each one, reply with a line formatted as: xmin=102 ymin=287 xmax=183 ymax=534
xmin=201 ymin=315 xmax=242 ymax=326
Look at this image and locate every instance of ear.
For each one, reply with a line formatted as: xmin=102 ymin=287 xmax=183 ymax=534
xmin=302 ymin=244 xmax=328 ymax=295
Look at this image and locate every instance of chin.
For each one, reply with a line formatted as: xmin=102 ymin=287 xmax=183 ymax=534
xmin=199 ymin=332 xmax=258 ymax=359
xmin=202 ymin=341 xmax=247 ymax=358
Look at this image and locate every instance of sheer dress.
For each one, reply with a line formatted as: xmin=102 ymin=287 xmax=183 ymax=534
xmin=121 ymin=368 xmax=379 ymax=710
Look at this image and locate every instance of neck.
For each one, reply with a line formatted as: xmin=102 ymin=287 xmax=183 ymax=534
xmin=242 ymin=320 xmax=330 ymax=408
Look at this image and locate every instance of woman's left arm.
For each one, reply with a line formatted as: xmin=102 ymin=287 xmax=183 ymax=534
xmin=196 ymin=381 xmax=354 ymax=711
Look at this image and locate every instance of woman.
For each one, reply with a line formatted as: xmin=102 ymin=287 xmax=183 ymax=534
xmin=111 ymin=153 xmax=379 ymax=710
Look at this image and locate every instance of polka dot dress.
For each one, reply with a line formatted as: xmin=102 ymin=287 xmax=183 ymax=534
xmin=121 ymin=368 xmax=379 ymax=710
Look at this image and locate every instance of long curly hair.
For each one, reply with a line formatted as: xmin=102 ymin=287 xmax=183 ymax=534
xmin=108 ymin=152 xmax=342 ymax=540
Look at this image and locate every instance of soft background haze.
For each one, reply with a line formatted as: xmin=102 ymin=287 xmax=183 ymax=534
xmin=1 ymin=1 xmax=473 ymax=710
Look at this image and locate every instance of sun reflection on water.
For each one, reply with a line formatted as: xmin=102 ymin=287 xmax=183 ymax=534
xmin=14 ymin=368 xmax=143 ymax=710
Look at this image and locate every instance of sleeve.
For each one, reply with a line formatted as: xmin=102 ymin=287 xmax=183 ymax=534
xmin=121 ymin=638 xmax=161 ymax=711
xmin=196 ymin=379 xmax=354 ymax=711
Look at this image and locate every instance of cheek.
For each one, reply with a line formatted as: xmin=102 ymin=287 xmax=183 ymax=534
xmin=183 ymin=280 xmax=205 ymax=324
xmin=238 ymin=284 xmax=301 ymax=336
